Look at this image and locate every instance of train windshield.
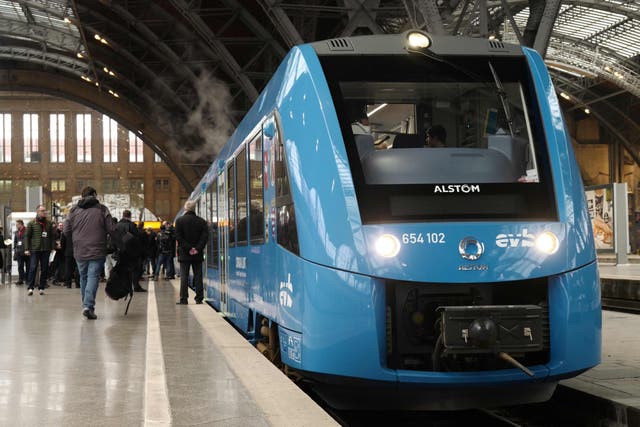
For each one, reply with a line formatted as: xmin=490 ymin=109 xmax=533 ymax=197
xmin=320 ymin=55 xmax=557 ymax=223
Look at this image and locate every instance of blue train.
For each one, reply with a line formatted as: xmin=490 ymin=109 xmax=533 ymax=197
xmin=181 ymin=31 xmax=601 ymax=410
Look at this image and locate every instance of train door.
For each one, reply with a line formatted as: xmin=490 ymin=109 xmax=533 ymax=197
xmin=217 ymin=171 xmax=229 ymax=313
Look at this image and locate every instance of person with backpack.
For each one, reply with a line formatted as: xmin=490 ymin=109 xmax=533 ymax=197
xmin=175 ymin=201 xmax=208 ymax=305
xmin=63 ymin=186 xmax=115 ymax=319
xmin=153 ymin=223 xmax=175 ymax=281
xmin=115 ymin=210 xmax=147 ymax=293
xmin=24 ymin=204 xmax=54 ymax=296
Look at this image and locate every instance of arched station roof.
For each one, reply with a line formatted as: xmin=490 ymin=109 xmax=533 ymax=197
xmin=0 ymin=0 xmax=638 ymax=190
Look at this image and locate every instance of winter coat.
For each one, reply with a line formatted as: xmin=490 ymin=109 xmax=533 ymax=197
xmin=157 ymin=229 xmax=176 ymax=255
xmin=13 ymin=228 xmax=27 ymax=256
xmin=175 ymin=211 xmax=208 ymax=263
xmin=64 ymin=196 xmax=115 ymax=261
xmin=115 ymin=218 xmax=142 ymax=258
xmin=60 ymin=229 xmax=74 ymax=257
xmin=25 ymin=216 xmax=54 ymax=252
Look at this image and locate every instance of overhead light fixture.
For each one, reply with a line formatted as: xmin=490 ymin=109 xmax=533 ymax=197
xmin=94 ymin=34 xmax=109 ymax=45
xmin=560 ymin=92 xmax=571 ymax=100
xmin=584 ymin=108 xmax=590 ymax=114
xmin=604 ymin=66 xmax=612 ymax=72
xmin=367 ymin=103 xmax=388 ymax=117
xmin=81 ymin=75 xmax=92 ymax=82
xmin=63 ymin=17 xmax=71 ymax=24
xmin=614 ymin=71 xmax=624 ymax=79
xmin=108 ymin=89 xmax=120 ymax=98
xmin=76 ymin=52 xmax=84 ymax=59
xmin=545 ymin=61 xmax=596 ymax=79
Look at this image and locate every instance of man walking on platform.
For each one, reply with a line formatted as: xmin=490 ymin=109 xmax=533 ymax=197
xmin=175 ymin=201 xmax=208 ymax=305
xmin=64 ymin=187 xmax=115 ymax=319
xmin=25 ymin=205 xmax=54 ymax=295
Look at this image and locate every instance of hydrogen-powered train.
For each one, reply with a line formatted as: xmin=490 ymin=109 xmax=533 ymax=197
xmin=182 ymin=31 xmax=601 ymax=410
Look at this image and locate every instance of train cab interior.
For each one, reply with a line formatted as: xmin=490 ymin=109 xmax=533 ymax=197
xmin=343 ymin=81 xmax=539 ymax=186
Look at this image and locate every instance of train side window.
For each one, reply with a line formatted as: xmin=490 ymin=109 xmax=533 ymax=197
xmin=236 ymin=147 xmax=248 ymax=246
xmin=208 ymin=179 xmax=219 ymax=269
xmin=227 ymin=162 xmax=236 ymax=247
xmin=194 ymin=197 xmax=201 ymax=216
xmin=274 ymin=116 xmax=299 ymax=255
xmin=249 ymin=133 xmax=264 ymax=244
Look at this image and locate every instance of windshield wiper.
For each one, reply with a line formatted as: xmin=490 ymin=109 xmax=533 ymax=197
xmin=488 ymin=61 xmax=514 ymax=136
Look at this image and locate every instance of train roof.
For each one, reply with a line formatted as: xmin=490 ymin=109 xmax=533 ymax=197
xmin=182 ymin=31 xmax=527 ymax=214
xmin=309 ymin=31 xmax=523 ymax=58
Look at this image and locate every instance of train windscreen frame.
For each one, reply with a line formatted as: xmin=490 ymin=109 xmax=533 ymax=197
xmin=320 ymin=54 xmax=558 ymax=223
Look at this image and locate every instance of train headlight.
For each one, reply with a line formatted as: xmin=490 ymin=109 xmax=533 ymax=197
xmin=375 ymin=234 xmax=401 ymax=258
xmin=406 ymin=31 xmax=431 ymax=49
xmin=535 ymin=231 xmax=559 ymax=254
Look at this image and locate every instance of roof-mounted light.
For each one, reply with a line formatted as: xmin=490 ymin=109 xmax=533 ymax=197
xmin=407 ymin=31 xmax=431 ymax=49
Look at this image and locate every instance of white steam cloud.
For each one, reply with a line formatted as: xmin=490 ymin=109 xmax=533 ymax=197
xmin=180 ymin=71 xmax=235 ymax=162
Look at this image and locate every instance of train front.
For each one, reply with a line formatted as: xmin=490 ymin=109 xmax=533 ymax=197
xmin=284 ymin=32 xmax=601 ymax=410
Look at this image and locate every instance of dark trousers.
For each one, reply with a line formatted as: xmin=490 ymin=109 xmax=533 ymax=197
xmin=168 ymin=256 xmax=176 ymax=277
xmin=64 ymin=255 xmax=78 ymax=286
xmin=52 ymin=251 xmax=65 ymax=281
xmin=27 ymin=251 xmax=50 ymax=290
xmin=179 ymin=261 xmax=203 ymax=303
xmin=155 ymin=253 xmax=171 ymax=277
xmin=16 ymin=254 xmax=30 ymax=282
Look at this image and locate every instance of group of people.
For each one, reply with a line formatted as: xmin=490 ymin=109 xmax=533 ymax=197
xmin=6 ymin=186 xmax=209 ymax=320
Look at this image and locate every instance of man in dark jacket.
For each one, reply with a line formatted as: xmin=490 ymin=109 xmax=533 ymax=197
xmin=163 ymin=221 xmax=177 ymax=279
xmin=64 ymin=187 xmax=115 ymax=319
xmin=154 ymin=223 xmax=175 ymax=281
xmin=115 ymin=210 xmax=146 ymax=293
xmin=25 ymin=205 xmax=54 ymax=295
xmin=13 ymin=220 xmax=29 ymax=285
xmin=175 ymin=201 xmax=208 ymax=304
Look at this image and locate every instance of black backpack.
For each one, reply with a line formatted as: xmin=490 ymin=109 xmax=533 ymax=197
xmin=111 ymin=226 xmax=141 ymax=257
xmin=105 ymin=261 xmax=134 ymax=315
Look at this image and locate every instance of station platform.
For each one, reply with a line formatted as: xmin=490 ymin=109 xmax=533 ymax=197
xmin=0 ymin=279 xmax=337 ymax=427
xmin=1 ymin=265 xmax=640 ymax=426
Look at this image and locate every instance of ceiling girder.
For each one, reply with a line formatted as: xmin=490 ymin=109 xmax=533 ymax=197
xmin=257 ymin=0 xmax=304 ymax=47
xmin=414 ymin=0 xmax=446 ymax=35
xmin=341 ymin=0 xmax=383 ymax=36
xmin=0 ymin=15 xmax=80 ymax=51
xmin=0 ymin=45 xmax=87 ymax=74
xmin=532 ymin=0 xmax=562 ymax=57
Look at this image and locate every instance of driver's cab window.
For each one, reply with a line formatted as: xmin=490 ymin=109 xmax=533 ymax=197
xmin=341 ymin=79 xmax=538 ymax=185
